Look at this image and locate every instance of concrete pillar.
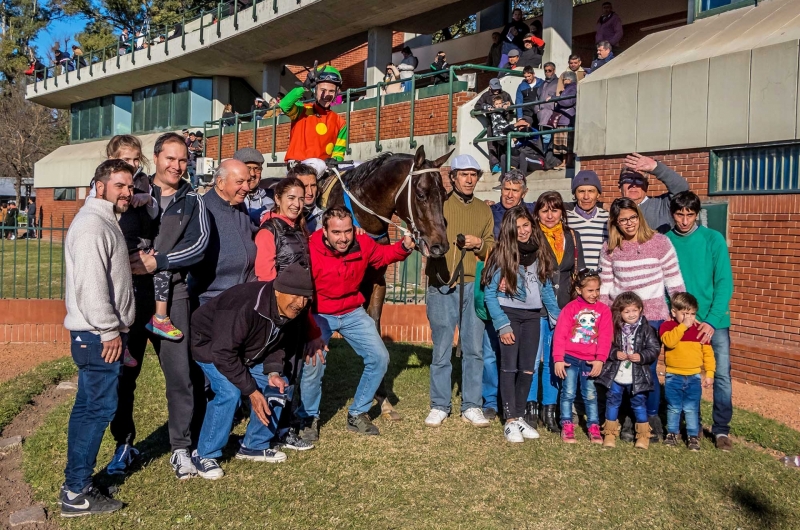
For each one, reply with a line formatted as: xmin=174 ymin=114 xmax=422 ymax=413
xmin=477 ymin=1 xmax=509 ymax=32
xmin=261 ymin=61 xmax=282 ymax=101
xmin=543 ymin=0 xmax=573 ymax=72
xmin=211 ymin=76 xmax=229 ymax=120
xmin=366 ymin=27 xmax=393 ymax=97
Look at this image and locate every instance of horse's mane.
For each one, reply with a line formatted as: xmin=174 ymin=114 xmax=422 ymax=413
xmin=342 ymin=152 xmax=413 ymax=188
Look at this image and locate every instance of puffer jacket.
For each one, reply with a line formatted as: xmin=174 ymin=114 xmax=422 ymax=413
xmin=596 ymin=317 xmax=661 ymax=395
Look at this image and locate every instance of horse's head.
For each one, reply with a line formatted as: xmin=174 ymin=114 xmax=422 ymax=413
xmin=404 ymin=145 xmax=452 ymax=259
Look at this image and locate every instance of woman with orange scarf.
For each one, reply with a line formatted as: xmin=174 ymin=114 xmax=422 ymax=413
xmin=524 ymin=191 xmax=585 ymax=434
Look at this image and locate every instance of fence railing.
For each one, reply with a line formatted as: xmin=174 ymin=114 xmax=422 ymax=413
xmin=0 ymin=217 xmax=68 ymax=300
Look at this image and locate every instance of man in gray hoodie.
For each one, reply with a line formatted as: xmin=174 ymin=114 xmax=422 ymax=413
xmin=619 ymin=152 xmax=690 ymax=234
xmin=61 ymin=159 xmax=136 ymax=517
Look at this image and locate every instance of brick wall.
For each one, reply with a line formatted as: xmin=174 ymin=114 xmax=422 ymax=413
xmin=206 ymin=92 xmax=474 ymax=160
xmin=581 ymin=151 xmax=800 ymax=392
xmin=34 ymin=188 xmax=86 ymax=241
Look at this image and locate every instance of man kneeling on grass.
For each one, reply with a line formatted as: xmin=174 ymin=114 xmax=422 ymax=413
xmin=189 ymin=262 xmax=317 ymax=479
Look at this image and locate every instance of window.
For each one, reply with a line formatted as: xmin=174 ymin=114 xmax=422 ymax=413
xmin=132 ymin=77 xmax=212 ymax=134
xmin=53 ymin=188 xmax=77 ymax=201
xmin=70 ymin=95 xmax=132 ymax=142
xmin=709 ymin=142 xmax=800 ymax=195
xmin=697 ymin=0 xmax=755 ymax=18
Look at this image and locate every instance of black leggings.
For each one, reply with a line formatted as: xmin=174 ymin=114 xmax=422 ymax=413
xmin=498 ymin=306 xmax=541 ymax=420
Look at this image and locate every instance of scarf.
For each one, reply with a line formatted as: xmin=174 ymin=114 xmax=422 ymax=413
xmin=518 ymin=240 xmax=538 ymax=267
xmin=450 ymin=186 xmax=474 ymax=204
xmin=539 ymin=222 xmax=565 ymax=264
xmin=621 ymin=318 xmax=642 ymax=355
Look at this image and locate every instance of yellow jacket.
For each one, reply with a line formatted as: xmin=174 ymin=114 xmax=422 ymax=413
xmin=659 ymin=321 xmax=715 ymax=378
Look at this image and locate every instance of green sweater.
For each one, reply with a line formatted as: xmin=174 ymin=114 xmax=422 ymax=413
xmin=425 ymin=193 xmax=494 ymax=284
xmin=667 ymin=225 xmax=733 ymax=329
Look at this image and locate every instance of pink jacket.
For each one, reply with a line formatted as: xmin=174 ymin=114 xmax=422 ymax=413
xmin=552 ymin=296 xmax=613 ymax=363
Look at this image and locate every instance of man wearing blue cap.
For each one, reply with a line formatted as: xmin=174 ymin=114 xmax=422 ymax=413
xmin=566 ymin=170 xmax=608 ymax=270
xmin=424 ymin=154 xmax=495 ymax=428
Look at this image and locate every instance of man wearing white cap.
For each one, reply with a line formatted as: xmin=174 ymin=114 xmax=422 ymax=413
xmin=424 ymin=154 xmax=495 ymax=427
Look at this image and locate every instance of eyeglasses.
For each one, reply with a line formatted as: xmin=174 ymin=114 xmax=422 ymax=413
xmin=617 ymin=214 xmax=639 ymax=225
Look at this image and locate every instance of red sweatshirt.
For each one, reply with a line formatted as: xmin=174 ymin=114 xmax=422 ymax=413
xmin=552 ymin=296 xmax=613 ymax=363
xmin=309 ymin=231 xmax=410 ymax=316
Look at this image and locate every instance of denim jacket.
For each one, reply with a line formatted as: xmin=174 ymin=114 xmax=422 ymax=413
xmin=484 ymin=264 xmax=559 ymax=335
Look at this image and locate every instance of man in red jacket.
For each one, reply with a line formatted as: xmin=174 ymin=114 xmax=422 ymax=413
xmin=298 ymin=207 xmax=415 ymax=437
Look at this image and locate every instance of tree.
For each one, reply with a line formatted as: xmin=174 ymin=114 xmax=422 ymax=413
xmin=0 ymin=0 xmax=53 ymax=82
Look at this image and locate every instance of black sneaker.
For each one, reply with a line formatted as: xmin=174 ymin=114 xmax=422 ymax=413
xmin=688 ymin=436 xmax=701 ymax=452
xmin=279 ymin=430 xmax=315 ymax=451
xmin=663 ymin=433 xmax=679 ymax=447
xmin=483 ymin=408 xmax=498 ymax=421
xmin=60 ymin=485 xmax=124 ymax=518
xmin=298 ymin=417 xmax=320 ymax=443
xmin=191 ymin=450 xmax=225 ymax=480
xmin=346 ymin=413 xmax=380 ymax=435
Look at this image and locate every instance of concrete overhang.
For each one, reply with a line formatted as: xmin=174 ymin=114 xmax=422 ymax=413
xmin=27 ymin=0 xmax=469 ymax=109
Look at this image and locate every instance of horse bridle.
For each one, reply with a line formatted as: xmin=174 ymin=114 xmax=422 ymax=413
xmin=330 ymin=164 xmax=442 ymax=247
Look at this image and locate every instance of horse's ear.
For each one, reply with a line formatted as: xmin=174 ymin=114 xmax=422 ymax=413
xmin=413 ymin=145 xmax=427 ymax=169
xmin=431 ymin=149 xmax=454 ymax=168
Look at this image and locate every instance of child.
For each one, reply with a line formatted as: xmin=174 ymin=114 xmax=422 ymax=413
xmin=484 ymin=95 xmax=515 ymax=137
xmin=482 ymin=205 xmax=557 ymax=443
xmin=659 ymin=292 xmax=715 ymax=451
xmin=553 ymin=269 xmax=612 ymax=443
xmin=596 ymin=292 xmax=661 ymax=449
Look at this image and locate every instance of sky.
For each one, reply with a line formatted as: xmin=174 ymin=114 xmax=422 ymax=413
xmin=31 ymin=16 xmax=87 ymax=55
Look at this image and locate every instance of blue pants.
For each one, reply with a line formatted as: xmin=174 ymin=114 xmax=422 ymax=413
xmin=297 ymin=307 xmax=389 ymax=418
xmin=665 ymin=373 xmax=702 ymax=437
xmin=196 ymin=362 xmax=285 ymax=459
xmin=402 ymin=80 xmax=413 ymax=93
xmin=645 ymin=320 xmax=664 ymax=416
xmin=605 ymin=381 xmax=648 ymax=423
xmin=427 ymin=283 xmax=485 ymax=413
xmin=481 ymin=322 xmax=500 ymax=411
xmin=559 ymin=354 xmax=599 ymax=426
xmin=527 ymin=318 xmax=559 ymax=405
xmin=710 ymin=328 xmax=732 ymax=436
xmin=64 ymin=332 xmax=124 ymax=492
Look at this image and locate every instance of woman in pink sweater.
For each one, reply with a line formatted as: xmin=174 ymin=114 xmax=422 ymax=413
xmin=598 ymin=197 xmax=685 ymax=440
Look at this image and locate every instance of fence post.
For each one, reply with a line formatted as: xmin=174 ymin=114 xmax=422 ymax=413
xmin=48 ymin=215 xmax=53 ymax=299
xmin=165 ymin=26 xmax=169 ymax=55
xmin=217 ymin=118 xmax=223 ymax=163
xmin=54 ymin=67 xmax=58 ymax=87
xmin=102 ymin=47 xmax=107 ymax=73
xmin=345 ymin=89 xmax=352 ymax=155
xmin=233 ymin=114 xmax=239 ymax=153
xmin=253 ymin=113 xmax=258 ymax=150
xmin=182 ymin=15 xmax=187 ymax=50
xmin=147 ymin=27 xmax=152 ymax=60
xmin=409 ymin=76 xmax=417 ymax=149
xmin=271 ymin=111 xmax=278 ymax=161
xmin=203 ymin=121 xmax=208 ymax=157
xmin=131 ymin=37 xmax=135 ymax=65
xmin=200 ymin=8 xmax=205 ymax=44
xmin=273 ymin=0 xmax=278 ymax=13
xmin=447 ymin=65 xmax=456 ymax=145
xmin=217 ymin=2 xmax=222 ymax=37
xmin=0 ymin=229 xmax=4 ymax=298
xmin=76 ymin=57 xmax=81 ymax=80
xmin=375 ymin=82 xmax=383 ymax=153
xmin=89 ymin=52 xmax=93 ymax=76
xmin=252 ymin=0 xmax=257 ymax=21
xmin=60 ymin=214 xmax=65 ymax=299
xmin=234 ymin=2 xmax=239 ymax=29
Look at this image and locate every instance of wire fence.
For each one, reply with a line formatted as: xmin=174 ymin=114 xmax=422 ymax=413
xmin=0 ymin=216 xmax=68 ymax=300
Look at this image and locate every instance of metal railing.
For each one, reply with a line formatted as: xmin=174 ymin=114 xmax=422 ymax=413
xmin=0 ymin=216 xmax=68 ymax=300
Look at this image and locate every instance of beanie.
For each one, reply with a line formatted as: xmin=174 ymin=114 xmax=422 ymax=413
xmin=571 ymin=170 xmax=602 ymax=194
xmin=274 ymin=262 xmax=314 ymax=298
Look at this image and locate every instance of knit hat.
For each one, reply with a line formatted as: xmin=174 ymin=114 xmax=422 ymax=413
xmin=233 ymin=147 xmax=265 ymax=165
xmin=274 ymin=262 xmax=314 ymax=298
xmin=571 ymin=170 xmax=602 ymax=193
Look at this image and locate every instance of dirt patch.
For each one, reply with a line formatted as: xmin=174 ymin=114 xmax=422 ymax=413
xmin=703 ymin=379 xmax=800 ymax=433
xmin=0 ymin=381 xmax=74 ymax=529
xmin=0 ymin=343 xmax=69 ymax=385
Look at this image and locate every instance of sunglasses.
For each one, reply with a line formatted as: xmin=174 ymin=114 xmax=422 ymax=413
xmin=578 ymin=268 xmax=600 ymax=278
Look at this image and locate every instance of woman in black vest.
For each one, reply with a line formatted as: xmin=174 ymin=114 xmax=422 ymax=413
xmin=254 ymin=177 xmax=310 ymax=281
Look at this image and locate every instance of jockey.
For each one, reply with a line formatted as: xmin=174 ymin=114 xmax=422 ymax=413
xmin=280 ymin=64 xmax=347 ymax=164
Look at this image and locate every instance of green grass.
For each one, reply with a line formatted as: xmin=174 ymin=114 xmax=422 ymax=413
xmin=23 ymin=341 xmax=800 ymax=529
xmin=0 ymin=238 xmax=65 ymax=299
xmin=0 ymin=357 xmax=76 ymax=433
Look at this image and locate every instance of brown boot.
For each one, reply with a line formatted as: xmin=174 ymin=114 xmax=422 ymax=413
xmin=635 ymin=422 xmax=652 ymax=449
xmin=602 ymin=420 xmax=620 ymax=448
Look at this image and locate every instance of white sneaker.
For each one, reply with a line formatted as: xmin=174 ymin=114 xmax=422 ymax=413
xmin=424 ymin=409 xmax=448 ymax=427
xmin=170 ymin=449 xmax=197 ymax=480
xmin=461 ymin=407 xmax=490 ymax=427
xmin=504 ymin=422 xmax=524 ymax=443
xmin=516 ymin=418 xmax=540 ymax=439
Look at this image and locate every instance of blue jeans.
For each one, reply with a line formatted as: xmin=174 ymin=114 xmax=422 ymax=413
xmin=427 ymin=283 xmax=485 ymax=413
xmin=710 ymin=328 xmax=732 ymax=436
xmin=481 ymin=322 xmax=500 ymax=411
xmin=665 ymin=373 xmax=702 ymax=437
xmin=605 ymin=381 xmax=648 ymax=423
xmin=196 ymin=362 xmax=285 ymax=459
xmin=646 ymin=320 xmax=664 ymax=416
xmin=298 ymin=307 xmax=389 ymax=418
xmin=402 ymin=80 xmax=412 ymax=92
xmin=527 ymin=318 xmax=559 ymax=405
xmin=559 ymin=354 xmax=599 ymax=426
xmin=64 ymin=331 xmax=125 ymax=492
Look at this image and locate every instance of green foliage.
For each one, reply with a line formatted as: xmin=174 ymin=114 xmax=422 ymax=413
xmin=0 ymin=0 xmax=53 ymax=81
xmin=75 ymin=19 xmax=117 ymax=54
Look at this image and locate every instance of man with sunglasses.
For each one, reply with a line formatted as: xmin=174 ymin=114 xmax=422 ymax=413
xmin=619 ymin=152 xmax=689 ymax=234
xmin=280 ymin=64 xmax=347 ymax=165
xmin=234 ymin=147 xmax=274 ymax=225
xmin=535 ymin=62 xmax=559 ymax=127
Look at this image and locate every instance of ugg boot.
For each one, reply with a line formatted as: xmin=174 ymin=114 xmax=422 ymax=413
xmin=542 ymin=405 xmax=560 ymax=433
xmin=648 ymin=415 xmax=663 ymax=442
xmin=635 ymin=422 xmax=652 ymax=449
xmin=602 ymin=420 xmax=620 ymax=449
xmin=524 ymin=401 xmax=540 ymax=427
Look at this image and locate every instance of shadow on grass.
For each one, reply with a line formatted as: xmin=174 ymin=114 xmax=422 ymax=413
xmin=96 ymin=422 xmax=173 ymax=489
xmin=728 ymin=484 xmax=786 ymax=529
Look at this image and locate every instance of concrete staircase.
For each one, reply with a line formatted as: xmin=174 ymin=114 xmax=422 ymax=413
xmin=474 ymin=167 xmax=575 ymax=203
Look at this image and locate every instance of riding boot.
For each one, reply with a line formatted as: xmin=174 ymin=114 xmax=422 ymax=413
xmin=524 ymin=401 xmax=540 ymax=427
xmin=648 ymin=415 xmax=664 ymax=443
xmin=542 ymin=404 xmax=560 ymax=433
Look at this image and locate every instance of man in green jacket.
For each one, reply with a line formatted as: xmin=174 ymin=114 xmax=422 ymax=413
xmin=667 ymin=191 xmax=734 ymax=452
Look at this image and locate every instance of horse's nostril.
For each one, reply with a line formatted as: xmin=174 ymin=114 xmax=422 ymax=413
xmin=430 ymin=244 xmax=445 ymax=256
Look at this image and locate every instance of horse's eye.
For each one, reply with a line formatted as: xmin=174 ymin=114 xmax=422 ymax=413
xmin=416 ymin=191 xmax=426 ymax=201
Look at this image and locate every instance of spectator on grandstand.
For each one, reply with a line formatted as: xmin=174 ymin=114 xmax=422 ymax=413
xmin=24 ymin=58 xmax=46 ymax=80
xmin=499 ymin=7 xmax=530 ymax=66
xmin=221 ymin=104 xmax=236 ymax=127
xmin=118 ymin=28 xmax=131 ymax=55
xmin=500 ymin=122 xmax=548 ymax=176
xmin=515 ymin=65 xmax=541 ymax=127
xmin=54 ymin=48 xmax=74 ymax=73
xmin=430 ymin=51 xmax=450 ymax=85
xmin=383 ymin=63 xmax=403 ymax=94
xmin=596 ymin=2 xmax=623 ymax=49
xmin=535 ymin=62 xmax=559 ymax=127
xmin=619 ymin=153 xmax=690 ymax=234
xmin=587 ymin=41 xmax=614 ymax=74
xmin=251 ymin=98 xmax=267 ymax=120
xmin=398 ymin=46 xmax=419 ymax=92
xmin=486 ymin=32 xmax=502 ymax=68
xmin=71 ymin=45 xmax=87 ymax=68
xmin=474 ymin=78 xmax=513 ymax=173
xmin=557 ymin=54 xmax=585 ymax=95
xmin=519 ymin=33 xmax=544 ymax=68
xmin=499 ymin=48 xmax=522 ymax=78
xmin=549 ymin=70 xmax=577 ymax=169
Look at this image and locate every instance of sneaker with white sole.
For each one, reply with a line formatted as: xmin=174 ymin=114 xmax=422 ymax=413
xmin=106 ymin=444 xmax=139 ymax=475
xmin=504 ymin=422 xmax=524 ymax=443
xmin=461 ymin=407 xmax=490 ymax=427
xmin=278 ymin=430 xmax=315 ymax=451
xmin=60 ymin=485 xmax=123 ymax=517
xmin=516 ymin=418 xmax=540 ymax=439
xmin=235 ymin=446 xmax=287 ymax=463
xmin=190 ymin=450 xmax=224 ymax=480
xmin=170 ymin=449 xmax=197 ymax=480
xmin=424 ymin=409 xmax=448 ymax=427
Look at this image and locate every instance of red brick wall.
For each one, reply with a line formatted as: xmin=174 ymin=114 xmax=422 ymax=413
xmin=34 ymin=187 xmax=86 ymax=241
xmin=581 ymin=151 xmax=800 ymax=392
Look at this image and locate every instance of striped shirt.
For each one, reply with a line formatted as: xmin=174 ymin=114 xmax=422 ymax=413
xmin=598 ymin=233 xmax=685 ymax=322
xmin=567 ymin=207 xmax=608 ymax=270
